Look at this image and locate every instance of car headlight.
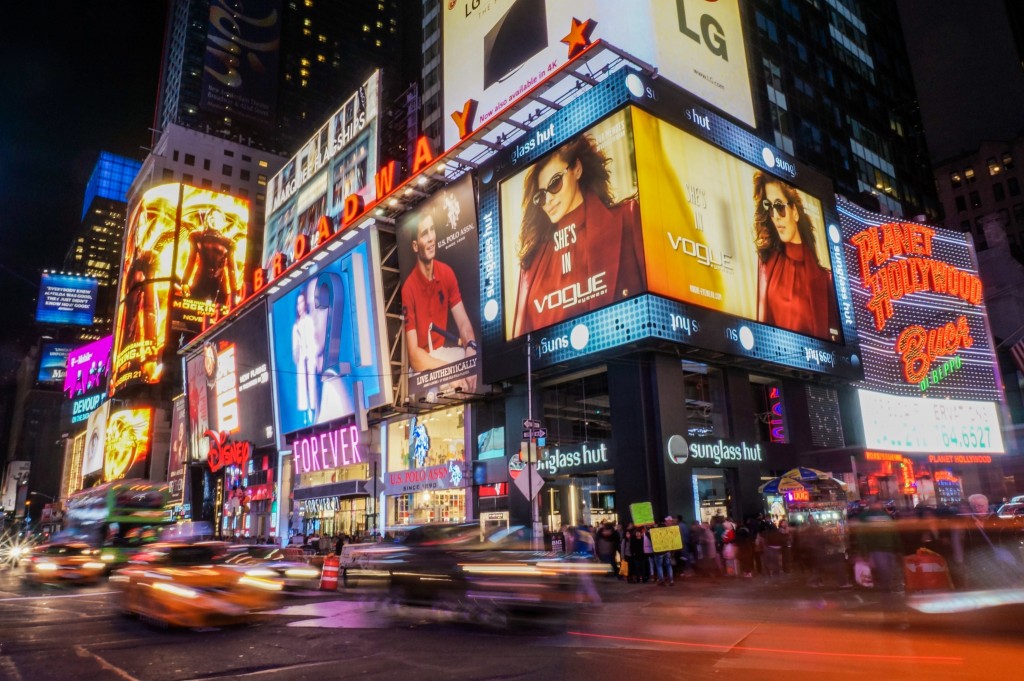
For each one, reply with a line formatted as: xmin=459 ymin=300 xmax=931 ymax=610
xmin=101 ymin=553 xmax=116 ymax=562
xmin=238 ymin=575 xmax=284 ymax=591
xmin=245 ymin=568 xmax=276 ymax=578
xmin=284 ymin=568 xmax=320 ymax=579
xmin=152 ymin=582 xmax=200 ymax=599
xmin=83 ymin=562 xmax=106 ymax=570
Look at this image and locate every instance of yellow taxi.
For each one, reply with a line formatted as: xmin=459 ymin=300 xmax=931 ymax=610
xmin=111 ymin=542 xmax=282 ymax=628
xmin=22 ymin=542 xmax=106 ymax=584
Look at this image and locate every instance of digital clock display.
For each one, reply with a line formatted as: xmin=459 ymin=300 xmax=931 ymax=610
xmin=858 ymin=389 xmax=1004 ymax=454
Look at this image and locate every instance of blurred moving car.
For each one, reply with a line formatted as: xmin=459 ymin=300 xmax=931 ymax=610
xmin=222 ymin=545 xmax=321 ymax=590
xmin=997 ymin=502 xmax=1024 ymax=519
xmin=111 ymin=542 xmax=282 ymax=628
xmin=21 ymin=542 xmax=106 ymax=584
xmin=345 ymin=523 xmax=603 ymax=625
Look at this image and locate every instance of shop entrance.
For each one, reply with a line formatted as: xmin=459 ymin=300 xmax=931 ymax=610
xmin=692 ymin=468 xmax=736 ymax=523
xmin=540 ymin=473 xmax=616 ymax=529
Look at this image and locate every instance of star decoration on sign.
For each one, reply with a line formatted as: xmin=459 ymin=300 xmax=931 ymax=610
xmin=561 ymin=17 xmax=595 ymax=59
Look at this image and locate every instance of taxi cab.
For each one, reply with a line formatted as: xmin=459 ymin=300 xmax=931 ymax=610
xmin=111 ymin=542 xmax=282 ymax=628
xmin=22 ymin=542 xmax=106 ymax=584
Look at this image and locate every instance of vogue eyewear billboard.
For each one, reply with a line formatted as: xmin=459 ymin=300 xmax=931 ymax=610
xmin=36 ymin=273 xmax=98 ymax=325
xmin=184 ymin=301 xmax=275 ymax=449
xmin=263 ymin=72 xmax=380 ymax=267
xmin=103 ymin=408 xmax=152 ymax=482
xmin=478 ymin=70 xmax=859 ymax=379
xmin=269 ymin=232 xmax=391 ymax=436
xmin=64 ymin=335 xmax=112 ymax=399
xmin=397 ymin=176 xmax=482 ymax=402
xmin=112 ymin=184 xmax=249 ymax=393
xmin=442 ymin=0 xmax=754 ymax=145
xmin=839 ymin=202 xmax=1000 ymax=401
xmin=200 ymin=0 xmax=281 ymax=127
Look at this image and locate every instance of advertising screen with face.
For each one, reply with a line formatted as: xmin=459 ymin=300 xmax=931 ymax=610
xmin=500 ymin=110 xmax=643 ymax=339
xmin=37 ymin=344 xmax=74 ymax=385
xmin=103 ymin=408 xmax=152 ymax=482
xmin=185 ymin=350 xmax=211 ymax=463
xmin=397 ymin=176 xmax=482 ymax=402
xmin=443 ymin=0 xmax=754 ymax=146
xmin=270 ymin=235 xmax=390 ymax=436
xmin=35 ymin=273 xmax=98 ymax=326
xmin=64 ymin=335 xmax=112 ymax=399
xmin=632 ymin=108 xmax=840 ymax=343
xmin=173 ymin=186 xmax=250 ymax=330
xmin=185 ymin=302 xmax=275 ymax=447
xmin=83 ymin=401 xmax=110 ymax=476
xmin=168 ymin=395 xmax=187 ymax=500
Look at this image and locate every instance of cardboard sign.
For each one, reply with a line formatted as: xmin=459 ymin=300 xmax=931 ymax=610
xmin=630 ymin=501 xmax=655 ymax=526
xmin=650 ymin=526 xmax=683 ymax=553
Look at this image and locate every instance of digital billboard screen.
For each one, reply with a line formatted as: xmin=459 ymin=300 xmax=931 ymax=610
xmin=37 ymin=344 xmax=74 ymax=385
xmin=168 ymin=395 xmax=187 ymax=501
xmin=200 ymin=0 xmax=281 ymax=127
xmin=397 ymin=176 xmax=482 ymax=402
xmin=104 ymin=408 xmax=152 ymax=482
xmin=63 ymin=335 xmax=112 ymax=399
xmin=185 ymin=301 xmax=275 ymax=450
xmin=83 ymin=401 xmax=110 ymax=476
xmin=112 ymin=184 xmax=249 ymax=393
xmin=839 ymin=201 xmax=1000 ymax=401
xmin=442 ymin=0 xmax=754 ymax=146
xmin=36 ymin=273 xmax=98 ymax=326
xmin=263 ymin=72 xmax=380 ymax=269
xmin=269 ymin=233 xmax=390 ymax=436
xmin=478 ymin=69 xmax=860 ymax=380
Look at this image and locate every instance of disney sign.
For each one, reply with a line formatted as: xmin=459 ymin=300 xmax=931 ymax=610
xmin=205 ymin=430 xmax=253 ymax=473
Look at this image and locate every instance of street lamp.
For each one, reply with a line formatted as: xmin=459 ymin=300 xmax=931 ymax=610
xmin=29 ymin=492 xmax=55 ymax=502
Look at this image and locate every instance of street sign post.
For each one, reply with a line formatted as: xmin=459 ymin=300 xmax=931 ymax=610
xmin=522 ymin=418 xmax=541 ymax=429
xmin=521 ymin=428 xmax=547 ymax=440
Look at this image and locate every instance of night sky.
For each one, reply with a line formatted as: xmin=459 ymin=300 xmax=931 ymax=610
xmin=0 ymin=1 xmax=1022 ymax=366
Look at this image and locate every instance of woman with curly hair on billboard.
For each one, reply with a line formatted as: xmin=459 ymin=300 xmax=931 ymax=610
xmin=753 ymin=171 xmax=839 ymax=341
xmin=511 ymin=132 xmax=645 ymax=337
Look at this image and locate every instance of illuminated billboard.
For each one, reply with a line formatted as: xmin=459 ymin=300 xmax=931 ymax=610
xmin=185 ymin=301 xmax=275 ymax=450
xmin=269 ymin=232 xmax=391 ymax=436
xmin=839 ymin=201 xmax=1000 ymax=400
xmin=200 ymin=0 xmax=281 ymax=127
xmin=397 ymin=176 xmax=482 ymax=402
xmin=479 ymin=69 xmax=860 ymax=379
xmin=263 ymin=72 xmax=380 ymax=268
xmin=104 ymin=408 xmax=152 ymax=482
xmin=112 ymin=184 xmax=249 ymax=393
xmin=858 ymin=389 xmax=1004 ymax=455
xmin=442 ymin=0 xmax=754 ymax=146
xmin=36 ymin=273 xmax=98 ymax=326
xmin=168 ymin=395 xmax=187 ymax=501
xmin=64 ymin=335 xmax=112 ymax=399
xmin=83 ymin=401 xmax=109 ymax=476
xmin=37 ymin=344 xmax=74 ymax=385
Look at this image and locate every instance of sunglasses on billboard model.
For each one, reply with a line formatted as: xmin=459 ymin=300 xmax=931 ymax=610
xmin=531 ymin=167 xmax=571 ymax=206
xmin=762 ymin=199 xmax=794 ymax=218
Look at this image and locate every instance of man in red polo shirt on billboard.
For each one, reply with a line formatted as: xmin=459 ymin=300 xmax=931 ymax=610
xmin=401 ymin=208 xmax=477 ymax=392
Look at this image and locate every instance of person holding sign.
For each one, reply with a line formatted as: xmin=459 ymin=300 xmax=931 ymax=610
xmin=650 ymin=518 xmax=682 ymax=586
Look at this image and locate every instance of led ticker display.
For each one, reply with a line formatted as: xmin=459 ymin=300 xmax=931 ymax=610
xmin=36 ymin=273 xmax=98 ymax=326
xmin=858 ymin=389 xmax=1004 ymax=455
xmin=269 ymin=233 xmax=391 ymax=436
xmin=479 ymin=69 xmax=860 ymax=380
xmin=839 ymin=201 xmax=1000 ymax=401
xmin=397 ymin=176 xmax=482 ymax=403
xmin=64 ymin=335 xmax=112 ymax=399
xmin=104 ymin=408 xmax=153 ymax=482
xmin=263 ymin=72 xmax=380 ymax=269
xmin=442 ymin=0 xmax=755 ymax=146
xmin=184 ymin=301 xmax=275 ymax=450
xmin=37 ymin=344 xmax=74 ymax=385
xmin=112 ymin=184 xmax=249 ymax=393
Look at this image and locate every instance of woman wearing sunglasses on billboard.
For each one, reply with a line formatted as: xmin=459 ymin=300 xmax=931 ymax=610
xmin=753 ymin=172 xmax=839 ymax=341
xmin=512 ymin=133 xmax=645 ymax=337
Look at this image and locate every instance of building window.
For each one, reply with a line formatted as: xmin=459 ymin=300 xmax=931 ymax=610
xmin=969 ymin=190 xmax=981 ymax=209
xmin=221 ymin=183 xmax=231 ymax=193
xmin=239 ymin=188 xmax=249 ymax=198
xmin=222 ymin=164 xmax=233 ymax=176
xmin=1014 ymin=203 xmax=1024 ymax=226
xmin=257 ymin=174 xmax=267 ymax=186
xmin=950 ymin=172 xmax=962 ymax=188
xmin=202 ymin=178 xmax=212 ymax=188
xmin=242 ymin=154 xmax=251 ymax=162
xmin=681 ymin=360 xmax=729 ymax=438
xmin=240 ymin=169 xmax=251 ymax=181
xmin=994 ymin=182 xmax=1006 ymax=202
xmin=183 ymin=173 xmax=193 ymax=184
xmin=184 ymin=153 xmax=195 ymax=166
xmin=988 ymin=157 xmax=1002 ymax=175
xmin=1009 ymin=177 xmax=1020 ymax=197
xmin=964 ymin=167 xmax=976 ymax=183
xmin=203 ymin=159 xmax=211 ymax=171
xmin=1002 ymin=152 xmax=1014 ymax=170
xmin=225 ymin=149 xmax=234 ymax=157
xmin=955 ymin=195 xmax=967 ymax=213
xmin=172 ymin=150 xmax=179 ymax=162
xmin=162 ymin=168 xmax=174 ymax=180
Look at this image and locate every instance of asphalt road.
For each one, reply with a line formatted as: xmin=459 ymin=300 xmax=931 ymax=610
xmin=0 ymin=568 xmax=1019 ymax=681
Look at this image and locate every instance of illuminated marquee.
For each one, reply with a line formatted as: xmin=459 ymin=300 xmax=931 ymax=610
xmin=292 ymin=424 xmax=362 ymax=475
xmin=205 ymin=430 xmax=253 ymax=473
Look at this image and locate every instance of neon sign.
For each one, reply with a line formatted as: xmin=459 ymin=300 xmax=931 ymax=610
xmin=767 ymin=386 xmax=786 ymax=443
xmin=785 ymin=490 xmax=810 ymax=503
xmin=205 ymin=430 xmax=252 ymax=473
xmin=292 ymin=424 xmax=362 ymax=475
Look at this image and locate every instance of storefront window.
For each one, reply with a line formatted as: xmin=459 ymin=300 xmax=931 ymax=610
xmin=681 ymin=360 xmax=729 ymax=438
xmin=386 ymin=405 xmax=465 ymax=471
